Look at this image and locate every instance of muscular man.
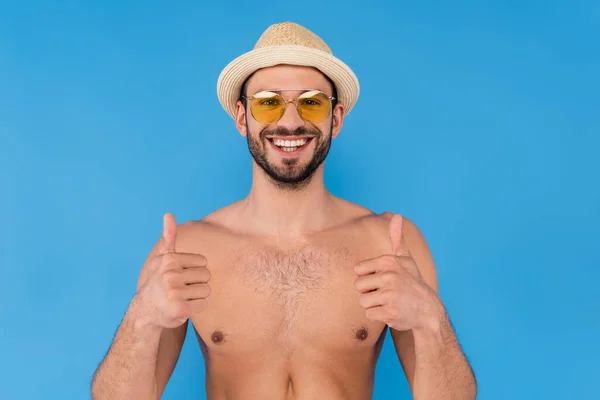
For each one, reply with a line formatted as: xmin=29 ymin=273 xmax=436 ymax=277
xmin=91 ymin=22 xmax=477 ymax=399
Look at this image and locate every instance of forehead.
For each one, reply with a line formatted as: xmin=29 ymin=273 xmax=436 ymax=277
xmin=245 ymin=65 xmax=331 ymax=94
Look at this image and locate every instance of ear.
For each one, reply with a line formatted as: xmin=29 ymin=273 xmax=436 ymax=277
xmin=235 ymin=100 xmax=248 ymax=137
xmin=331 ymin=103 xmax=345 ymax=139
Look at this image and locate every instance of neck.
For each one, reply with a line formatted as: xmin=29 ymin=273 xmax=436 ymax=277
xmin=239 ymin=163 xmax=335 ymax=237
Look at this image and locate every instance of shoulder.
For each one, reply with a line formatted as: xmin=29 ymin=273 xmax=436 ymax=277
xmin=329 ymin=199 xmax=432 ymax=253
xmin=365 ymin=211 xmax=424 ymax=246
xmin=352 ymin=211 xmax=423 ymax=247
xmin=171 ymin=202 xmax=244 ymax=254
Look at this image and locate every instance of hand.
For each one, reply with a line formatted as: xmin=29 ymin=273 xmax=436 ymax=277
xmin=354 ymin=214 xmax=440 ymax=331
xmin=135 ymin=213 xmax=211 ymax=329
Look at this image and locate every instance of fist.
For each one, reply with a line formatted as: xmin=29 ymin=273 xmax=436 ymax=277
xmin=136 ymin=212 xmax=211 ymax=329
xmin=354 ymin=214 xmax=437 ymax=331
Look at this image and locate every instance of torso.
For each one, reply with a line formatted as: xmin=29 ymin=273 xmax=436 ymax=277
xmin=175 ymin=200 xmax=395 ymax=400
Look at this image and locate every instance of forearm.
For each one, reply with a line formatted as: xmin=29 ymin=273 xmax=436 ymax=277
xmin=411 ymin=305 xmax=477 ymax=400
xmin=91 ymin=296 xmax=163 ymax=400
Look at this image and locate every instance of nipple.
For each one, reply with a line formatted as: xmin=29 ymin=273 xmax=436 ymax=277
xmin=211 ymin=330 xmax=225 ymax=344
xmin=355 ymin=327 xmax=369 ymax=341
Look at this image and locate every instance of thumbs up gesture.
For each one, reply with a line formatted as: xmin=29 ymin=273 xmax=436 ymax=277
xmin=135 ymin=213 xmax=211 ymax=329
xmin=354 ymin=214 xmax=439 ymax=331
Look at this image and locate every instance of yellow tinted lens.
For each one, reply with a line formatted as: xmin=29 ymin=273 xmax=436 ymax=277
xmin=297 ymin=91 xmax=331 ymax=123
xmin=250 ymin=91 xmax=284 ymax=123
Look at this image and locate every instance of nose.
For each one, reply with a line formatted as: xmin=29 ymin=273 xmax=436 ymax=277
xmin=276 ymin=100 xmax=305 ymax=130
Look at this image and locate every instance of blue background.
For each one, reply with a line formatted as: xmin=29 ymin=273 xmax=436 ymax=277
xmin=1 ymin=1 xmax=598 ymax=399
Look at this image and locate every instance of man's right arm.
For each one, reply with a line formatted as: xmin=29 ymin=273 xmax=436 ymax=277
xmin=90 ymin=242 xmax=185 ymax=399
xmin=91 ymin=214 xmax=210 ymax=399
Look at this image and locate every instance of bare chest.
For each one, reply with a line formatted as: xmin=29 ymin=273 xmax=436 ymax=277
xmin=189 ymin=237 xmax=388 ymax=355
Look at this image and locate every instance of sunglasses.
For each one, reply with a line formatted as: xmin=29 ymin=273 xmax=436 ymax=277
xmin=242 ymin=90 xmax=335 ymax=124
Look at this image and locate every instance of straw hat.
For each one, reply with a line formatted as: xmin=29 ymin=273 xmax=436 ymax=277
xmin=216 ymin=22 xmax=360 ymax=120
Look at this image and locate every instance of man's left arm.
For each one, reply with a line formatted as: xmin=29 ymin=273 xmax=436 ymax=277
xmin=391 ymin=217 xmax=477 ymax=399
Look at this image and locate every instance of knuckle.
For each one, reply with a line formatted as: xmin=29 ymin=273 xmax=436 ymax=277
xmin=162 ymin=270 xmax=180 ymax=285
xmin=187 ymin=268 xmax=210 ymax=283
xmin=385 ymin=255 xmax=397 ymax=265
xmin=385 ymin=289 xmax=398 ymax=304
xmin=175 ymin=301 xmax=188 ymax=317
xmin=161 ymin=253 xmax=178 ymax=267
xmin=387 ymin=307 xmax=400 ymax=322
xmin=193 ymin=268 xmax=210 ymax=282
xmin=191 ymin=283 xmax=209 ymax=298
xmin=383 ymin=272 xmax=396 ymax=285
xmin=146 ymin=256 xmax=160 ymax=270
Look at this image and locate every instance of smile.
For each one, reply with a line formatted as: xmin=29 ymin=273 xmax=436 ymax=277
xmin=267 ymin=137 xmax=314 ymax=153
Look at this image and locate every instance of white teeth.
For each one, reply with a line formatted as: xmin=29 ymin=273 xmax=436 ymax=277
xmin=283 ymin=147 xmax=298 ymax=152
xmin=273 ymin=138 xmax=308 ymax=147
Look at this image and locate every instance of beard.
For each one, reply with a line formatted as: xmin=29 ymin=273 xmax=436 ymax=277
xmin=246 ymin=122 xmax=332 ymax=192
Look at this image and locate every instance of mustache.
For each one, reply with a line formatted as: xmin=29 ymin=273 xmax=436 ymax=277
xmin=260 ymin=126 xmax=320 ymax=140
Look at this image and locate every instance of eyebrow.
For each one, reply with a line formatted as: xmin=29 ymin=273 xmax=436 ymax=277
xmin=252 ymin=88 xmax=328 ymax=95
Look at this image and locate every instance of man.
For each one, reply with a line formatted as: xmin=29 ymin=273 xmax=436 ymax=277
xmin=91 ymin=22 xmax=477 ymax=399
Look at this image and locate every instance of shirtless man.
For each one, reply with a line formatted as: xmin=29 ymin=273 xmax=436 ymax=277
xmin=91 ymin=22 xmax=477 ymax=399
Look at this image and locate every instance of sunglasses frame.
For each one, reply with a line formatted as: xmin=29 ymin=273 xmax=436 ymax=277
xmin=242 ymin=89 xmax=336 ymax=124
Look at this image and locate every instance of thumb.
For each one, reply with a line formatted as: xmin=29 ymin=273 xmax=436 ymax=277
xmin=159 ymin=212 xmax=177 ymax=254
xmin=389 ymin=214 xmax=410 ymax=257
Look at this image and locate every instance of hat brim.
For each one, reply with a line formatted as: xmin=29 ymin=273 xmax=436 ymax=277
xmin=216 ymin=45 xmax=360 ymax=120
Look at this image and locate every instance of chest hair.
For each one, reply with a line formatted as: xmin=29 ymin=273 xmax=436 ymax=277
xmin=233 ymin=243 xmax=351 ymax=329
